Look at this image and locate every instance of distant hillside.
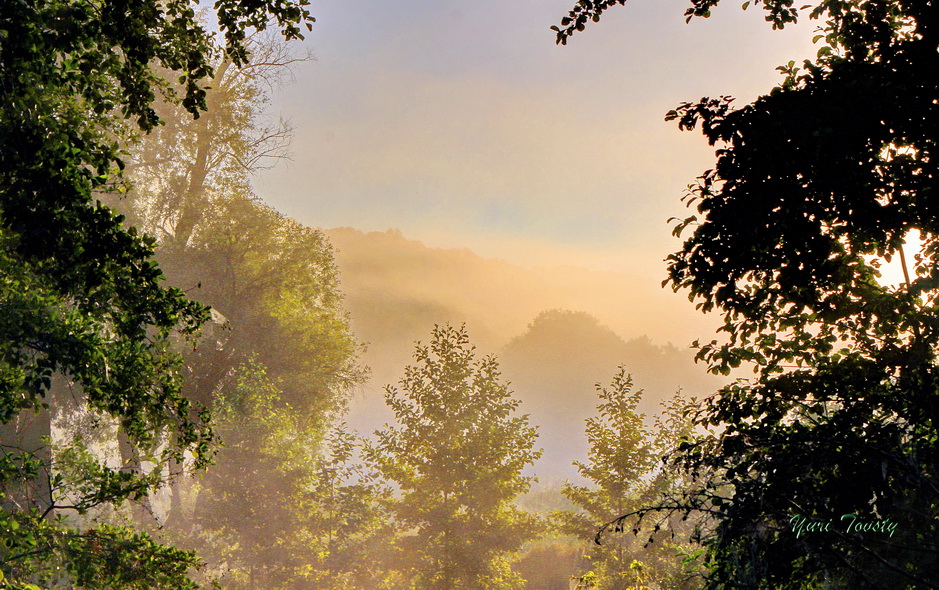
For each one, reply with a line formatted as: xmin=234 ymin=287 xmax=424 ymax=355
xmin=325 ymin=227 xmax=722 ymax=479
xmin=500 ymin=310 xmax=719 ymax=479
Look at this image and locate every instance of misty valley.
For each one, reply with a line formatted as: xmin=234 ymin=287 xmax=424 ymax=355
xmin=3 ymin=0 xmax=938 ymax=588
xmin=0 ymin=27 xmax=711 ymax=589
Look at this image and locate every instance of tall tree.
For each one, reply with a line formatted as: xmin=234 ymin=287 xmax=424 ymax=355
xmin=114 ymin=29 xmax=361 ymax=438
xmin=159 ymin=194 xmax=361 ymax=429
xmin=556 ymin=0 xmax=939 ymax=587
xmin=367 ymin=324 xmax=542 ymax=590
xmin=556 ymin=369 xmax=697 ymax=590
xmin=120 ymin=32 xmax=306 ymax=248
xmin=0 ymin=0 xmax=315 ymax=586
xmin=91 ymin=23 xmax=366 ymax=585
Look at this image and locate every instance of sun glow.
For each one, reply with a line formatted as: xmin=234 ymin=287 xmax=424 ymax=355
xmin=875 ymin=228 xmax=924 ymax=290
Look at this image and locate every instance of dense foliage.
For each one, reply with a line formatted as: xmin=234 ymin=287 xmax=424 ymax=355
xmin=107 ymin=31 xmax=365 ymax=586
xmin=189 ymin=362 xmax=390 ymax=590
xmin=114 ymin=31 xmax=361 ymax=431
xmin=556 ymin=0 xmax=939 ymax=587
xmin=0 ymin=0 xmax=317 ymax=586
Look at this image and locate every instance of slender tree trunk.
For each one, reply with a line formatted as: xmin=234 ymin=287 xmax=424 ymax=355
xmin=163 ymin=455 xmax=193 ymax=533
xmin=172 ymin=58 xmax=232 ymax=248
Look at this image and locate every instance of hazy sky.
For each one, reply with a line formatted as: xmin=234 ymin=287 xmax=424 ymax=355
xmin=253 ymin=0 xmax=818 ymax=277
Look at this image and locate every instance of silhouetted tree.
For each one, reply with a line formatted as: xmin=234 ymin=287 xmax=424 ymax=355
xmin=557 ymin=0 xmax=939 ymax=586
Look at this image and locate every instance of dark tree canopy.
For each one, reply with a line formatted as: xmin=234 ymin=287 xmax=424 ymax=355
xmin=557 ymin=0 xmax=939 ymax=587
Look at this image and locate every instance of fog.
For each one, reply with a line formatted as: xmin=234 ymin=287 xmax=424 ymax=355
xmin=330 ymin=227 xmax=723 ymax=481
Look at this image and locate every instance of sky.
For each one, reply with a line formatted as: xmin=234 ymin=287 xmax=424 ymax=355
xmin=252 ymin=0 xmax=819 ymax=278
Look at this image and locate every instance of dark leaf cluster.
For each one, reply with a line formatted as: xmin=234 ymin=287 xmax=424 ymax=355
xmin=556 ymin=0 xmax=939 ymax=586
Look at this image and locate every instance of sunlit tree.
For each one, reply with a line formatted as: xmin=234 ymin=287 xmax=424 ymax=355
xmin=557 ymin=368 xmax=698 ymax=590
xmin=0 ymin=0 xmax=316 ymax=585
xmin=103 ymin=23 xmax=364 ymax=583
xmin=190 ymin=361 xmax=389 ymax=590
xmin=367 ymin=324 xmax=542 ymax=590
